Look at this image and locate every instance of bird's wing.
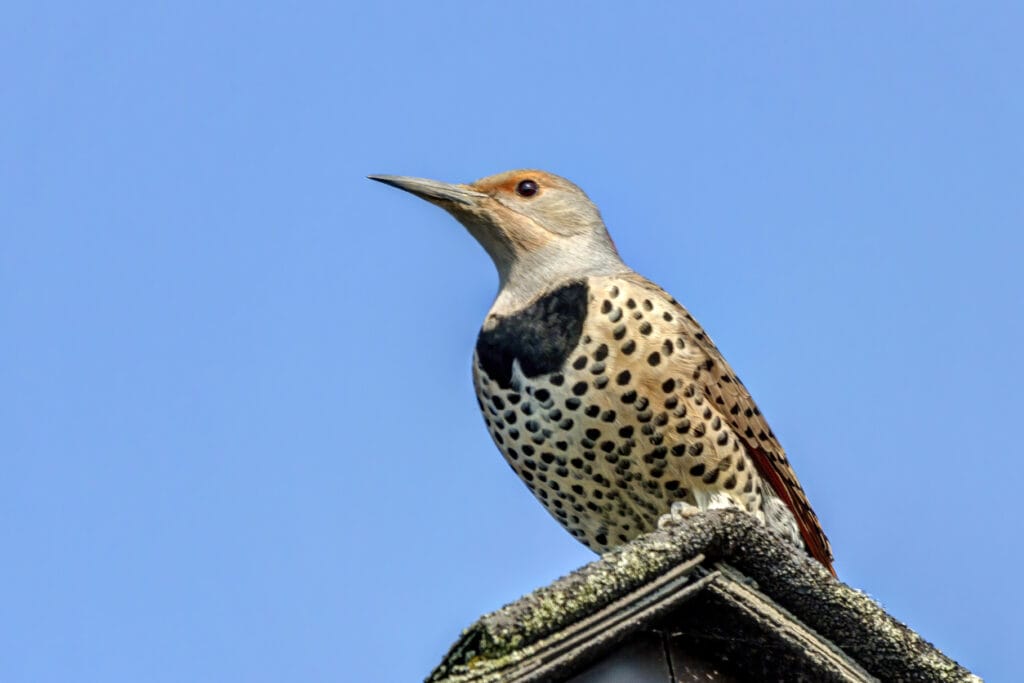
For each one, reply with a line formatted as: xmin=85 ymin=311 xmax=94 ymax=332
xmin=625 ymin=274 xmax=835 ymax=574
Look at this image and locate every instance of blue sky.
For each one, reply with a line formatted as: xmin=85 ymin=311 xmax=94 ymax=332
xmin=3 ymin=3 xmax=1022 ymax=681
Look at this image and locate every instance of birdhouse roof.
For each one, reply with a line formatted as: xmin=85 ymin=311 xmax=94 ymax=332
xmin=427 ymin=509 xmax=976 ymax=682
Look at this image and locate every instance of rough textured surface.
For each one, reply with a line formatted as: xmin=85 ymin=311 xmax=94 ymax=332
xmin=427 ymin=510 xmax=978 ymax=683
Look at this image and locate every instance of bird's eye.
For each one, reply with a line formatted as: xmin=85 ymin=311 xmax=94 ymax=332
xmin=515 ymin=179 xmax=539 ymax=197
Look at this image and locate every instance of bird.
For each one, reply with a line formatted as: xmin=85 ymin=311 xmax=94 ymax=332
xmin=369 ymin=169 xmax=835 ymax=575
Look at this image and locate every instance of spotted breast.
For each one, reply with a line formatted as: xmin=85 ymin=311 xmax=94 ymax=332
xmin=474 ymin=275 xmax=826 ymax=568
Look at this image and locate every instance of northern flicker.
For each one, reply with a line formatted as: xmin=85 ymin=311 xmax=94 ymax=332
xmin=370 ymin=170 xmax=835 ymax=575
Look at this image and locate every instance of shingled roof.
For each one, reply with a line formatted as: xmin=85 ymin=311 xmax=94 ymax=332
xmin=427 ymin=509 xmax=978 ymax=682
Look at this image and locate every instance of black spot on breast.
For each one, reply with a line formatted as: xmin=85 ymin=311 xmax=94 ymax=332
xmin=476 ymin=281 xmax=589 ymax=388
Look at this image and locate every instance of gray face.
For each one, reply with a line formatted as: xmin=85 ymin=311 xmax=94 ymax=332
xmin=370 ymin=169 xmax=627 ymax=308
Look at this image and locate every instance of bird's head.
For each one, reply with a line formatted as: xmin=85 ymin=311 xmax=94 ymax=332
xmin=370 ymin=170 xmax=626 ymax=307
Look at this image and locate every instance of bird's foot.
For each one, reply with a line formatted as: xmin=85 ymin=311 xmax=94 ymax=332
xmin=657 ymin=501 xmax=703 ymax=530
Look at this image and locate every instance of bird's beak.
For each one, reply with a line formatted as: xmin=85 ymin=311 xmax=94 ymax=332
xmin=368 ymin=175 xmax=488 ymax=206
